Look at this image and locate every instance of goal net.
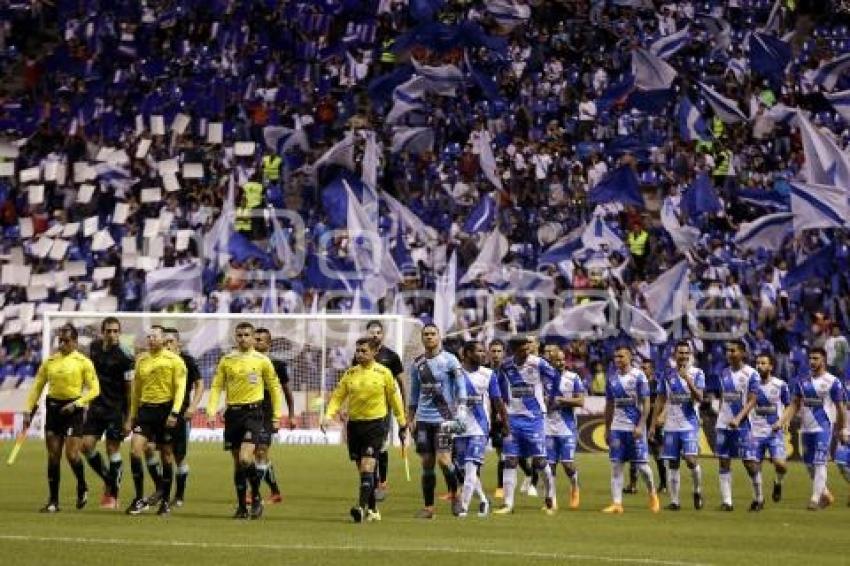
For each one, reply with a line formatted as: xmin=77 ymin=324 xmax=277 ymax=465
xmin=36 ymin=312 xmax=424 ymax=443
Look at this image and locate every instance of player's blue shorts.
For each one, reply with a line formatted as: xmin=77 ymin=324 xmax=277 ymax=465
xmin=834 ymin=443 xmax=850 ymax=467
xmin=608 ymin=430 xmax=649 ymax=463
xmin=661 ymin=429 xmax=699 ymax=460
xmin=546 ymin=434 xmax=577 ymax=463
xmin=715 ymin=428 xmax=749 ymax=459
xmin=801 ymin=431 xmax=831 ymax=466
xmin=454 ymin=435 xmax=488 ymax=464
xmin=743 ymin=433 xmax=786 ymax=462
xmin=504 ymin=417 xmax=546 ymax=459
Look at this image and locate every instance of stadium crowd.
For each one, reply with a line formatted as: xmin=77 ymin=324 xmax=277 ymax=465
xmin=0 ymin=0 xmax=848 ymax=397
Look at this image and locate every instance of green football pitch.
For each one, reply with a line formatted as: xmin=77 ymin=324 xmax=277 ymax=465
xmin=0 ymin=441 xmax=848 ymax=566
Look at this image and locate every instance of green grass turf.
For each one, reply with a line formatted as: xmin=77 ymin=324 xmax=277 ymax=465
xmin=0 ymin=441 xmax=848 ymax=566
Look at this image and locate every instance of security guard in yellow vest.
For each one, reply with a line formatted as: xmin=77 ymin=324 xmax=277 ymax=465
xmin=711 ymin=116 xmax=725 ymax=139
xmin=627 ymin=224 xmax=649 ymax=277
xmin=380 ymin=38 xmax=396 ymax=66
xmin=243 ymin=180 xmax=264 ymax=209
xmin=713 ymin=147 xmax=733 ymax=178
xmin=262 ymin=152 xmax=281 ymax=184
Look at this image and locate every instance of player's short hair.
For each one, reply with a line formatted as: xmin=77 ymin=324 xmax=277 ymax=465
xmin=507 ymin=335 xmax=531 ymax=352
xmin=421 ymin=323 xmax=440 ymax=334
xmin=756 ymin=352 xmax=775 ymax=365
xmin=462 ymin=341 xmax=481 ymax=356
xmin=59 ymin=324 xmax=78 ymax=340
xmin=355 ymin=336 xmax=379 ymax=350
xmin=366 ymin=320 xmax=383 ymax=331
xmin=254 ymin=327 xmax=271 ymax=337
xmin=101 ymin=317 xmax=120 ymax=331
xmin=488 ymin=339 xmax=505 ymax=349
xmin=163 ymin=327 xmax=180 ymax=338
xmin=614 ymin=344 xmax=632 ymax=354
xmin=149 ymin=325 xmax=165 ymax=335
xmin=725 ymin=339 xmax=747 ymax=353
xmin=674 ymin=340 xmax=691 ymax=351
xmin=235 ymin=321 xmax=254 ymax=332
xmin=809 ymin=346 xmax=827 ymax=358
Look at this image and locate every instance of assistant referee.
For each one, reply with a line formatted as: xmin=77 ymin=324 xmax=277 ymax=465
xmin=206 ymin=322 xmax=283 ymax=520
xmin=323 ymin=337 xmax=407 ymax=523
xmin=24 ymin=324 xmax=100 ymax=513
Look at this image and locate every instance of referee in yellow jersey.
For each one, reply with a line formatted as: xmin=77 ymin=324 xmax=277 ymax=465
xmin=207 ymin=321 xmax=283 ymax=520
xmin=24 ymin=324 xmax=100 ymax=513
xmin=323 ymin=337 xmax=407 ymax=523
xmin=126 ymin=326 xmax=187 ymax=516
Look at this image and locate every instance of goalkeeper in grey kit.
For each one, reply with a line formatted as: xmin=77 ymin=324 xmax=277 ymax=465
xmin=406 ymin=324 xmax=468 ymax=519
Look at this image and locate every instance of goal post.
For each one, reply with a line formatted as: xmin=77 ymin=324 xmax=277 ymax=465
xmin=39 ymin=311 xmax=422 ymax=444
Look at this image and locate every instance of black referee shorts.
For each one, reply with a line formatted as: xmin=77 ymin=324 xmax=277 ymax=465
xmin=346 ymin=418 xmax=387 ymax=461
xmin=223 ymin=403 xmax=264 ymax=451
xmin=45 ymin=397 xmax=84 ymax=438
xmin=82 ymin=407 xmax=126 ymax=442
xmin=133 ymin=402 xmax=175 ymax=445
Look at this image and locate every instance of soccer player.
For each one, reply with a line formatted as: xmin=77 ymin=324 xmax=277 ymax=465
xmin=640 ymin=358 xmax=667 ymax=494
xmin=126 ymin=326 xmax=187 ymax=516
xmin=408 ymin=324 xmax=467 ymax=519
xmin=545 ymin=347 xmax=585 ymax=510
xmin=488 ymin=339 xmax=507 ymax=499
xmin=834 ymin=373 xmax=850 ymax=506
xmin=741 ymin=353 xmax=790 ymax=511
xmin=602 ymin=345 xmax=660 ymax=514
xmin=494 ymin=335 xmax=559 ymax=515
xmin=715 ymin=339 xmax=759 ymax=511
xmin=162 ymin=328 xmax=204 ymax=507
xmin=650 ymin=341 xmax=705 ymax=511
xmin=206 ymin=322 xmax=283 ymax=519
xmin=364 ymin=320 xmax=406 ymax=502
xmin=323 ymin=337 xmax=407 ymax=522
xmin=80 ymin=317 xmax=134 ymax=509
xmin=23 ymin=324 xmax=100 ymax=513
xmin=253 ymin=327 xmax=296 ymax=504
xmin=456 ymin=341 xmax=507 ymax=517
xmin=778 ymin=347 xmax=847 ymax=510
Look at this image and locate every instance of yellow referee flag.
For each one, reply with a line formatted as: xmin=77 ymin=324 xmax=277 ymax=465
xmin=6 ymin=432 xmax=26 ymax=466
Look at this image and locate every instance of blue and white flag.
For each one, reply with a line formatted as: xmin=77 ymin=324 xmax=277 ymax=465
xmin=145 ymin=262 xmax=202 ymax=309
xmin=620 ymin=304 xmax=667 ymax=344
xmin=263 ymin=126 xmax=309 ymax=154
xmin=262 ymin=271 xmax=277 ymax=314
xmin=642 ymin=260 xmax=689 ymax=324
xmin=269 ymin=212 xmax=296 ymax=278
xmin=411 ymin=57 xmax=464 ymax=86
xmin=824 ymin=90 xmax=850 ymax=125
xmin=695 ymin=13 xmax=731 ymax=54
xmin=649 ymin=25 xmax=690 ymax=60
xmin=748 ymin=33 xmax=792 ymax=83
xmin=698 ymin=81 xmax=749 ymax=123
xmin=804 ymin=52 xmax=850 ymax=92
xmin=313 ymin=132 xmax=356 ymax=171
xmin=386 ymin=97 xmax=424 ymax=124
xmin=382 ymin=190 xmax=438 ymax=241
xmin=660 ymin=196 xmax=700 ymax=252
xmin=760 ymin=0 xmax=783 ymax=33
xmin=485 ymin=267 xmax=555 ymax=297
xmin=678 ymin=96 xmax=709 ymax=141
xmin=433 ymin=251 xmax=457 ymax=335
xmin=733 ymin=212 xmax=794 ymax=250
xmin=588 ymin=165 xmax=645 ymax=208
xmin=461 ymin=229 xmax=509 ymax=284
xmin=93 ymin=163 xmax=133 ymax=191
xmin=541 ymin=301 xmax=609 ymax=340
xmin=474 ymin=130 xmax=503 ymax=190
xmin=726 ymin=57 xmax=748 ymax=83
xmin=783 ymin=243 xmax=837 ymax=287
xmin=796 ymin=110 xmax=850 ymax=187
xmin=790 ymin=182 xmax=850 ymax=233
xmin=485 ymin=0 xmax=531 ymax=31
xmin=463 ymin=192 xmax=497 ymax=234
xmin=391 ymin=126 xmax=434 ymax=154
xmin=632 ymin=48 xmax=678 ymax=90
xmin=581 ymin=215 xmax=625 ymax=251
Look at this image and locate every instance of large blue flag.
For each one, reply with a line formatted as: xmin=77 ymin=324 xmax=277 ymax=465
xmin=748 ymin=33 xmax=791 ymax=86
xmin=321 ymin=172 xmax=370 ymax=228
xmin=783 ymin=244 xmax=837 ymax=287
xmin=680 ymin=173 xmax=722 ymax=218
xmin=588 ymin=165 xmax=645 ymax=208
xmin=463 ymin=193 xmax=497 ymax=233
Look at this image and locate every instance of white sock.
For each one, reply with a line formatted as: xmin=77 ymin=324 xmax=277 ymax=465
xmin=461 ymin=461 xmax=478 ymax=512
xmin=719 ymin=470 xmax=732 ymax=506
xmin=690 ymin=464 xmax=703 ymax=494
xmin=503 ymin=467 xmax=517 ymax=508
xmin=669 ymin=466 xmax=681 ymax=505
xmin=638 ymin=463 xmax=656 ymax=493
xmin=812 ymin=464 xmax=827 ymax=503
xmin=538 ymin=462 xmax=555 ymax=501
xmin=838 ymin=465 xmax=850 ymax=484
xmin=566 ymin=468 xmax=579 ymax=489
xmin=611 ymin=462 xmax=624 ymax=505
xmin=750 ymin=470 xmax=763 ymax=502
xmin=474 ymin=476 xmax=487 ymax=503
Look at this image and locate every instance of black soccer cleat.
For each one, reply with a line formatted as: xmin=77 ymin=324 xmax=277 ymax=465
xmin=126 ymin=497 xmax=149 ymax=515
xmin=623 ymin=485 xmax=638 ymax=495
xmin=720 ymin=503 xmax=734 ymax=512
xmin=350 ymin=505 xmax=364 ymax=523
xmin=693 ymin=492 xmax=704 ymax=510
xmin=666 ymin=502 xmax=681 ymax=511
xmin=76 ymin=488 xmax=88 ymax=510
xmin=250 ymin=498 xmax=264 ymax=520
xmin=157 ymin=501 xmax=171 ymax=516
xmin=772 ymin=482 xmax=782 ymax=503
xmin=145 ymin=491 xmax=163 ymax=507
xmin=39 ymin=501 xmax=60 ymax=513
xmin=748 ymin=500 xmax=764 ymax=512
xmin=233 ymin=507 xmax=250 ymax=520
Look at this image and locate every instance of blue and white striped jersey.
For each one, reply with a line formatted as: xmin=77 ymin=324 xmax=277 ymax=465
xmin=545 ymin=370 xmax=585 ymax=437
xmin=606 ymin=367 xmax=649 ymax=431
xmin=795 ymin=372 xmax=844 ymax=434
xmin=458 ymin=366 xmax=500 ymax=438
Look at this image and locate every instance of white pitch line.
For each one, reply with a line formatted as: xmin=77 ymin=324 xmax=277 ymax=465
xmin=0 ymin=534 xmax=708 ymax=566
